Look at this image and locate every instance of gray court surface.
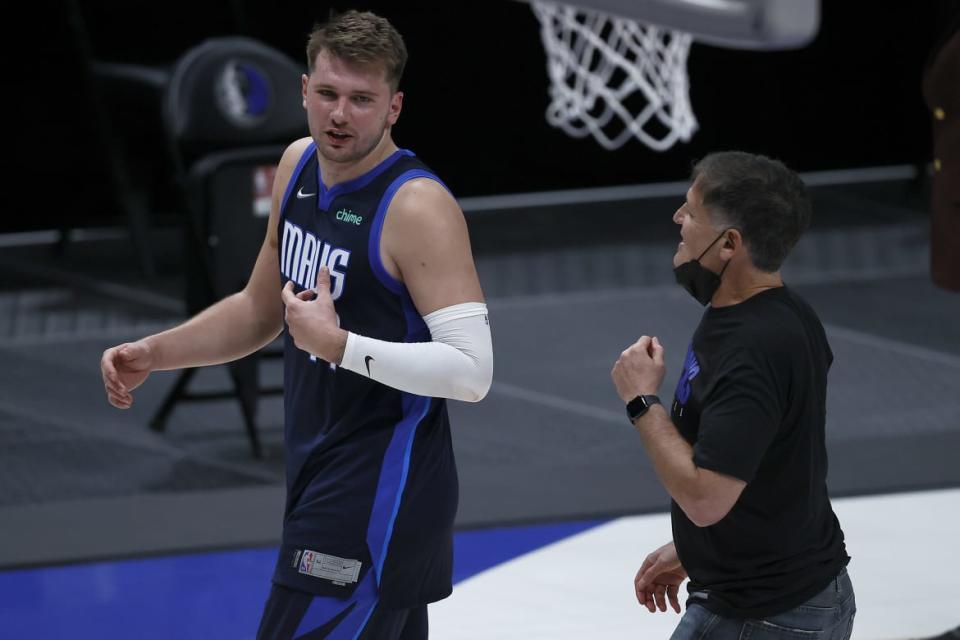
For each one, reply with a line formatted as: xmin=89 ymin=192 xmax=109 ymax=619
xmin=1 ymin=179 xmax=958 ymax=569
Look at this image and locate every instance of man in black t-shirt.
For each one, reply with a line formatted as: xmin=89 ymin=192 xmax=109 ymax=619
xmin=611 ymin=151 xmax=855 ymax=639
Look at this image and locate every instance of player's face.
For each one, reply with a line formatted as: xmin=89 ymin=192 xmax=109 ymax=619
xmin=302 ymin=50 xmax=403 ymax=165
xmin=672 ymin=179 xmax=723 ymax=269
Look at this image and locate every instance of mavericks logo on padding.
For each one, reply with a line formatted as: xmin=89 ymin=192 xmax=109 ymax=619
xmin=214 ymin=60 xmax=272 ymax=128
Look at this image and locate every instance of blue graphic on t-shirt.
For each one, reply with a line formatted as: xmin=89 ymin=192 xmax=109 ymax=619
xmin=675 ymin=344 xmax=701 ymax=406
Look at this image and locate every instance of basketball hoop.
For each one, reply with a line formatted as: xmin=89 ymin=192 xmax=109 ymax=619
xmin=530 ymin=0 xmax=697 ymax=151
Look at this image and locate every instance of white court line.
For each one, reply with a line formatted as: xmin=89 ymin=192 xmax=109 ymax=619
xmin=490 ymin=381 xmax=625 ymax=425
xmin=459 ymin=165 xmax=916 ymax=212
xmin=0 ymin=257 xmax=184 ymax=313
xmin=824 ymin=323 xmax=960 ymax=370
xmin=431 ymin=487 xmax=960 ymax=640
xmin=0 ymin=165 xmax=917 ymax=244
xmin=0 ymin=398 xmax=280 ymax=484
xmin=0 ymin=322 xmax=177 ymax=349
xmin=486 ymin=263 xmax=927 ymax=311
xmin=484 ymin=269 xmax=948 ymax=427
xmin=1 ymin=256 xmax=926 ymax=349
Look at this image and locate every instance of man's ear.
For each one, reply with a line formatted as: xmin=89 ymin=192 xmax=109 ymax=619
xmin=720 ymin=228 xmax=742 ymax=259
xmin=387 ymin=91 xmax=404 ymax=126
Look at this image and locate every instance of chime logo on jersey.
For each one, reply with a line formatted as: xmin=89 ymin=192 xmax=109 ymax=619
xmin=280 ymin=220 xmax=351 ymax=298
xmin=335 ymin=208 xmax=364 ymax=225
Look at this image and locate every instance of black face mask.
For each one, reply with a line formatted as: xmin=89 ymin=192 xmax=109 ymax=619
xmin=673 ymin=231 xmax=732 ymax=306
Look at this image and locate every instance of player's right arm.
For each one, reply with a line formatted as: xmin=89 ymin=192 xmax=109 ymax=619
xmin=100 ymin=137 xmax=314 ymax=409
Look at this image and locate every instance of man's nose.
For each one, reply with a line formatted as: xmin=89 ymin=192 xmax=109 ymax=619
xmin=672 ymin=208 xmax=683 ymax=224
xmin=331 ymin=98 xmax=348 ymax=122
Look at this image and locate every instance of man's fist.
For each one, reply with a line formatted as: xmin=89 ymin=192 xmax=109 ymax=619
xmin=611 ymin=335 xmax=666 ymax=404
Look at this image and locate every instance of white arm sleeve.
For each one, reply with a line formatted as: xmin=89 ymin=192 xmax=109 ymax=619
xmin=339 ymin=302 xmax=493 ymax=402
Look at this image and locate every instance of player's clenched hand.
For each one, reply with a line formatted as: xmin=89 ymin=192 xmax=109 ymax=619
xmin=101 ymin=340 xmax=155 ymax=409
xmin=611 ymin=335 xmax=666 ymax=403
xmin=634 ymin=540 xmax=687 ymax=614
xmin=281 ymin=266 xmax=348 ymax=364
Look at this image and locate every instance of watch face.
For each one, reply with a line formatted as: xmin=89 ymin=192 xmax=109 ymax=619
xmin=627 ymin=395 xmax=660 ymax=422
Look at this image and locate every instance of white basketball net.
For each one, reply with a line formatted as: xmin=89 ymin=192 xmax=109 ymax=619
xmin=530 ymin=1 xmax=697 ymax=151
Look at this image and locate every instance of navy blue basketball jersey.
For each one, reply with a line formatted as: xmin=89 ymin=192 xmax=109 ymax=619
xmin=272 ymin=142 xmax=458 ymax=609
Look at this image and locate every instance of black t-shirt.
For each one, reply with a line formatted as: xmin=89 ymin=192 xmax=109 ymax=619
xmin=670 ymin=286 xmax=849 ymax=619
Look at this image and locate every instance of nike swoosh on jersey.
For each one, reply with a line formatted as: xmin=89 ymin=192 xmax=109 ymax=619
xmin=297 ymin=186 xmax=316 ymax=199
xmin=364 ymin=355 xmax=374 ymax=377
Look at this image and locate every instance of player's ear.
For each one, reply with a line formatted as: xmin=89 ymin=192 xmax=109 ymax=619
xmin=387 ymin=91 xmax=403 ymax=125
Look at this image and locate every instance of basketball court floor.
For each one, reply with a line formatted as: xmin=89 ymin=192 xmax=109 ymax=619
xmin=0 ymin=173 xmax=958 ymax=639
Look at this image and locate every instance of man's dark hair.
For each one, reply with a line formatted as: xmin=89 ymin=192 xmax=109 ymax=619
xmin=692 ymin=151 xmax=812 ymax=272
xmin=306 ymin=10 xmax=407 ymax=92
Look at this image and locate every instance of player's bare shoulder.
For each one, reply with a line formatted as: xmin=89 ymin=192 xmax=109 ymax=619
xmin=267 ymin=137 xmax=315 ymax=249
xmin=380 ymin=175 xmax=477 ymax=289
xmin=389 ymin=177 xmax=463 ymax=229
xmin=278 ymin=137 xmax=314 ymax=179
xmin=273 ymin=137 xmax=314 ymax=201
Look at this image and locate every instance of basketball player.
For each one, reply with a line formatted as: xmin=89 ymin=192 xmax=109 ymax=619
xmin=100 ymin=11 xmax=492 ymax=639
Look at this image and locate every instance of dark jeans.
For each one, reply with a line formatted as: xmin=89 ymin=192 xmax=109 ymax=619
xmin=670 ymin=569 xmax=856 ymax=640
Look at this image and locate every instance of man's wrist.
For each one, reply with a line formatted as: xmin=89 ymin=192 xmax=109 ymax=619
xmin=331 ymin=328 xmax=349 ymax=365
xmin=626 ymin=394 xmax=662 ymax=424
xmin=142 ymin=335 xmax=162 ymax=370
xmin=630 ymin=401 xmax=667 ymax=427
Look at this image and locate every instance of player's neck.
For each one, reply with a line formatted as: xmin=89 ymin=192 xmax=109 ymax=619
xmin=318 ymin=134 xmax=399 ymax=189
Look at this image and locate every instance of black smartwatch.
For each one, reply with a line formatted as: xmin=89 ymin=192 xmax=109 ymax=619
xmin=626 ymin=394 xmax=661 ymax=423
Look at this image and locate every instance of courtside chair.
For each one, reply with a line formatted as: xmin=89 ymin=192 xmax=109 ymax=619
xmin=151 ymin=37 xmax=308 ymax=458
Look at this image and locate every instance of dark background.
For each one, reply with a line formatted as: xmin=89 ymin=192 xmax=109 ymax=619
xmin=5 ymin=1 xmax=948 ymax=232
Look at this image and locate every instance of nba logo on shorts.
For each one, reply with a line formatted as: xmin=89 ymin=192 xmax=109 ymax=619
xmin=299 ymin=550 xmax=316 ymax=574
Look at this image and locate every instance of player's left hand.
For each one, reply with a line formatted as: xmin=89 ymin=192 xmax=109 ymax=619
xmin=611 ymin=335 xmax=666 ymax=403
xmin=281 ymin=267 xmax=347 ymax=363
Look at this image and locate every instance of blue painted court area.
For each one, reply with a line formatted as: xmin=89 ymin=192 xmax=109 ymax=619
xmin=0 ymin=519 xmax=605 ymax=640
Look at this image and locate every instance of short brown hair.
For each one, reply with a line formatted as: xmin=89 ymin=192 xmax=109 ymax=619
xmin=691 ymin=151 xmax=812 ymax=272
xmin=305 ymin=10 xmax=407 ymax=92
